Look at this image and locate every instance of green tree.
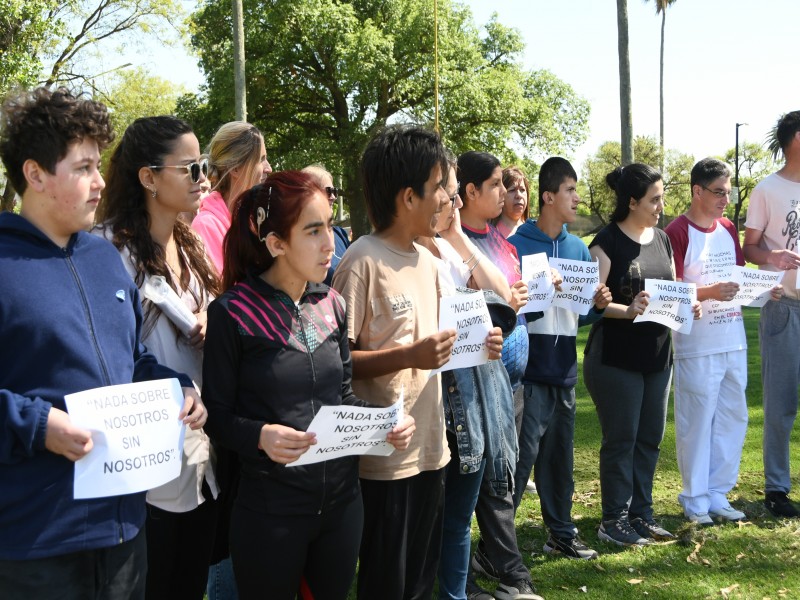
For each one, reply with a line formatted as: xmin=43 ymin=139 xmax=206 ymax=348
xmin=616 ymin=0 xmax=634 ymax=165
xmin=95 ymin=67 xmax=186 ymax=162
xmin=0 ymin=0 xmax=60 ymax=94
xmin=41 ymin=0 xmax=183 ymax=89
xmin=184 ymin=0 xmax=590 ymax=236
xmin=723 ymin=141 xmax=776 ymax=228
xmin=581 ymin=135 xmax=693 ymax=224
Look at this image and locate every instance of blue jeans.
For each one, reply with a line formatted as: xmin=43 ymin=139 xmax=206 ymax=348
xmin=439 ymin=433 xmax=485 ymax=600
xmin=207 ymin=558 xmax=238 ymax=600
xmin=760 ymin=297 xmax=800 ymax=493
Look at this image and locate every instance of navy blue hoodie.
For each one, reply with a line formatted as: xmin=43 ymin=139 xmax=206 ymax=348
xmin=0 ymin=212 xmax=191 ymax=560
xmin=508 ymin=219 xmax=603 ymax=388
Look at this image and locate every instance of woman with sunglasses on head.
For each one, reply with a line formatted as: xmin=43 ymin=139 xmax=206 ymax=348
xmin=94 ymin=116 xmax=220 ymax=600
xmin=415 ymin=158 xmax=516 ymax=600
xmin=492 ymin=166 xmax=531 ymax=239
xmin=202 ymin=172 xmax=415 ymax=600
xmin=302 ymin=164 xmax=350 ymax=285
xmin=193 ymin=121 xmax=272 ymax=276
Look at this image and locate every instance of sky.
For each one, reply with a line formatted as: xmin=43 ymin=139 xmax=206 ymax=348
xmin=129 ymin=0 xmax=799 ymax=168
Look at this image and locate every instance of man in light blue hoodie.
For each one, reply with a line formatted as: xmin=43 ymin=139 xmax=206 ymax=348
xmin=508 ymin=157 xmax=611 ymax=560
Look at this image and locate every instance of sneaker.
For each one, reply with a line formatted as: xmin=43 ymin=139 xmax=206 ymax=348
xmin=471 ymin=544 xmax=499 ymax=581
xmin=598 ymin=517 xmax=650 ymax=546
xmin=765 ymin=492 xmax=800 ymax=518
xmin=543 ymin=534 xmax=598 ymax=560
xmin=686 ymin=512 xmax=714 ymax=526
xmin=494 ymin=579 xmax=544 ymax=600
xmin=709 ymin=506 xmax=746 ymax=522
xmin=525 ymin=479 xmax=537 ymax=495
xmin=466 ymin=580 xmax=494 ymax=600
xmin=630 ymin=517 xmax=676 ymax=541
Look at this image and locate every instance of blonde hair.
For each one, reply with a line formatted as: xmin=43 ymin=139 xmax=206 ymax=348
xmin=301 ymin=163 xmax=333 ymax=188
xmin=206 ymin=121 xmax=264 ymax=208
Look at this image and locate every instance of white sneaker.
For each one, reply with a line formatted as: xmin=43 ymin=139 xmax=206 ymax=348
xmin=687 ymin=512 xmax=714 ymax=525
xmin=525 ymin=479 xmax=537 ymax=495
xmin=709 ymin=506 xmax=746 ymax=522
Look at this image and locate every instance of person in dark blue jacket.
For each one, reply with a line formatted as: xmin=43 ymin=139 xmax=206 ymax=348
xmin=508 ymin=157 xmax=611 ymax=561
xmin=0 ymin=87 xmax=204 ymax=600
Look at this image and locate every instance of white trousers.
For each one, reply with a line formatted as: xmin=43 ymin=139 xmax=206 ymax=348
xmin=674 ymin=350 xmax=748 ymax=515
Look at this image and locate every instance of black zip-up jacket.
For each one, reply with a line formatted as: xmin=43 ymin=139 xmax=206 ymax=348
xmin=203 ymin=274 xmax=365 ymax=515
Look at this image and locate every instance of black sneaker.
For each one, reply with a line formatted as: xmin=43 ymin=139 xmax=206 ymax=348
xmin=494 ymin=579 xmax=544 ymax=600
xmin=765 ymin=492 xmax=800 ymax=518
xmin=543 ymin=534 xmax=599 ymax=560
xmin=470 ymin=544 xmax=499 ymax=581
xmin=465 ymin=579 xmax=494 ymax=600
xmin=598 ymin=517 xmax=650 ymax=546
xmin=630 ymin=517 xmax=676 ymax=541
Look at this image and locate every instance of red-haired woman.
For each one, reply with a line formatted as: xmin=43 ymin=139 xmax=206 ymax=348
xmin=202 ymin=171 xmax=415 ymax=600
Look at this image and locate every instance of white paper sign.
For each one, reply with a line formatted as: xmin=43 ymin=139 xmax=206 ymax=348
xmin=64 ymin=378 xmax=185 ymax=499
xmin=634 ymin=279 xmax=696 ymax=333
xmin=548 ymin=257 xmax=599 ymax=315
xmin=727 ymin=266 xmax=784 ymax=307
xmin=288 ymin=400 xmax=403 ymax=467
xmin=519 ymin=252 xmax=555 ymax=313
xmin=431 ymin=293 xmax=492 ymax=374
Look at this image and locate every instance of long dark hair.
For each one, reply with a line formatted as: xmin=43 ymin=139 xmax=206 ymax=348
xmin=98 ymin=116 xmax=220 ymax=335
xmin=606 ymin=163 xmax=662 ymax=223
xmin=223 ymin=170 xmax=322 ymax=291
xmin=458 ymin=151 xmax=501 ymax=209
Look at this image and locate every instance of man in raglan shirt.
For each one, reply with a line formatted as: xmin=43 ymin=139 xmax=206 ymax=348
xmin=666 ymin=158 xmax=771 ymax=525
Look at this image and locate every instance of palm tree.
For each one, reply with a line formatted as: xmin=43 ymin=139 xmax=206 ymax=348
xmin=647 ymin=0 xmax=677 ymax=170
xmin=616 ymin=0 xmax=634 ymax=165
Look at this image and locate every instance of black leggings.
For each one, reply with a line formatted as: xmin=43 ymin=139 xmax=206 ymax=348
xmin=230 ymin=494 xmax=363 ymax=600
xmin=145 ymin=496 xmax=219 ymax=600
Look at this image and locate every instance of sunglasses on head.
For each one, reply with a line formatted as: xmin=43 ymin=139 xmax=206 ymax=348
xmin=148 ymin=158 xmax=209 ymax=183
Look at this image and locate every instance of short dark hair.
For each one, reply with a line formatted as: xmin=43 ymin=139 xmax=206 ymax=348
xmin=0 ymin=87 xmax=113 ymax=195
xmin=690 ymin=157 xmax=731 ymax=189
xmin=775 ymin=110 xmax=800 ymax=153
xmin=360 ymin=125 xmax=448 ymax=232
xmin=538 ymin=157 xmax=577 ymax=210
xmin=457 ymin=151 xmax=501 ymax=209
xmin=606 ymin=163 xmax=662 ymax=223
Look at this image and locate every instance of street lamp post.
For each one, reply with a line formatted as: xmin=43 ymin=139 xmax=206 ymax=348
xmin=735 ymin=122 xmax=748 ymax=197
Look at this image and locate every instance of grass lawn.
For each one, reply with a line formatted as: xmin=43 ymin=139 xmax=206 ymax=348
xmin=473 ymin=306 xmax=800 ymax=599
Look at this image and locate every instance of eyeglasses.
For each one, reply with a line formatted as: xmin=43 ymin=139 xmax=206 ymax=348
xmin=449 ymin=181 xmax=461 ymax=206
xmin=148 ymin=158 xmax=209 ymax=184
xmin=701 ymin=185 xmax=731 ymax=198
xmin=325 ymin=186 xmax=341 ymax=198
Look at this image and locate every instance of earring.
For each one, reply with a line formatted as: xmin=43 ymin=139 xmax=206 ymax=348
xmin=150 ymin=187 xmax=157 ymax=199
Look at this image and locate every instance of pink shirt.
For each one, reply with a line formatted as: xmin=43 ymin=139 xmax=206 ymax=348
xmin=191 ymin=190 xmax=230 ymax=275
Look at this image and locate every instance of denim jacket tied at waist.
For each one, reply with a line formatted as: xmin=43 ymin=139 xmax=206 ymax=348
xmin=442 ymin=360 xmax=518 ymax=497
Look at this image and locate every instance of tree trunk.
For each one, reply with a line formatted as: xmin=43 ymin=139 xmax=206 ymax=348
xmin=659 ymin=8 xmax=665 ymax=172
xmin=343 ymin=154 xmax=370 ymax=239
xmin=232 ymin=0 xmax=247 ymax=121
xmin=1 ymin=182 xmax=16 ymax=212
xmin=616 ymin=0 xmax=634 ymax=166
